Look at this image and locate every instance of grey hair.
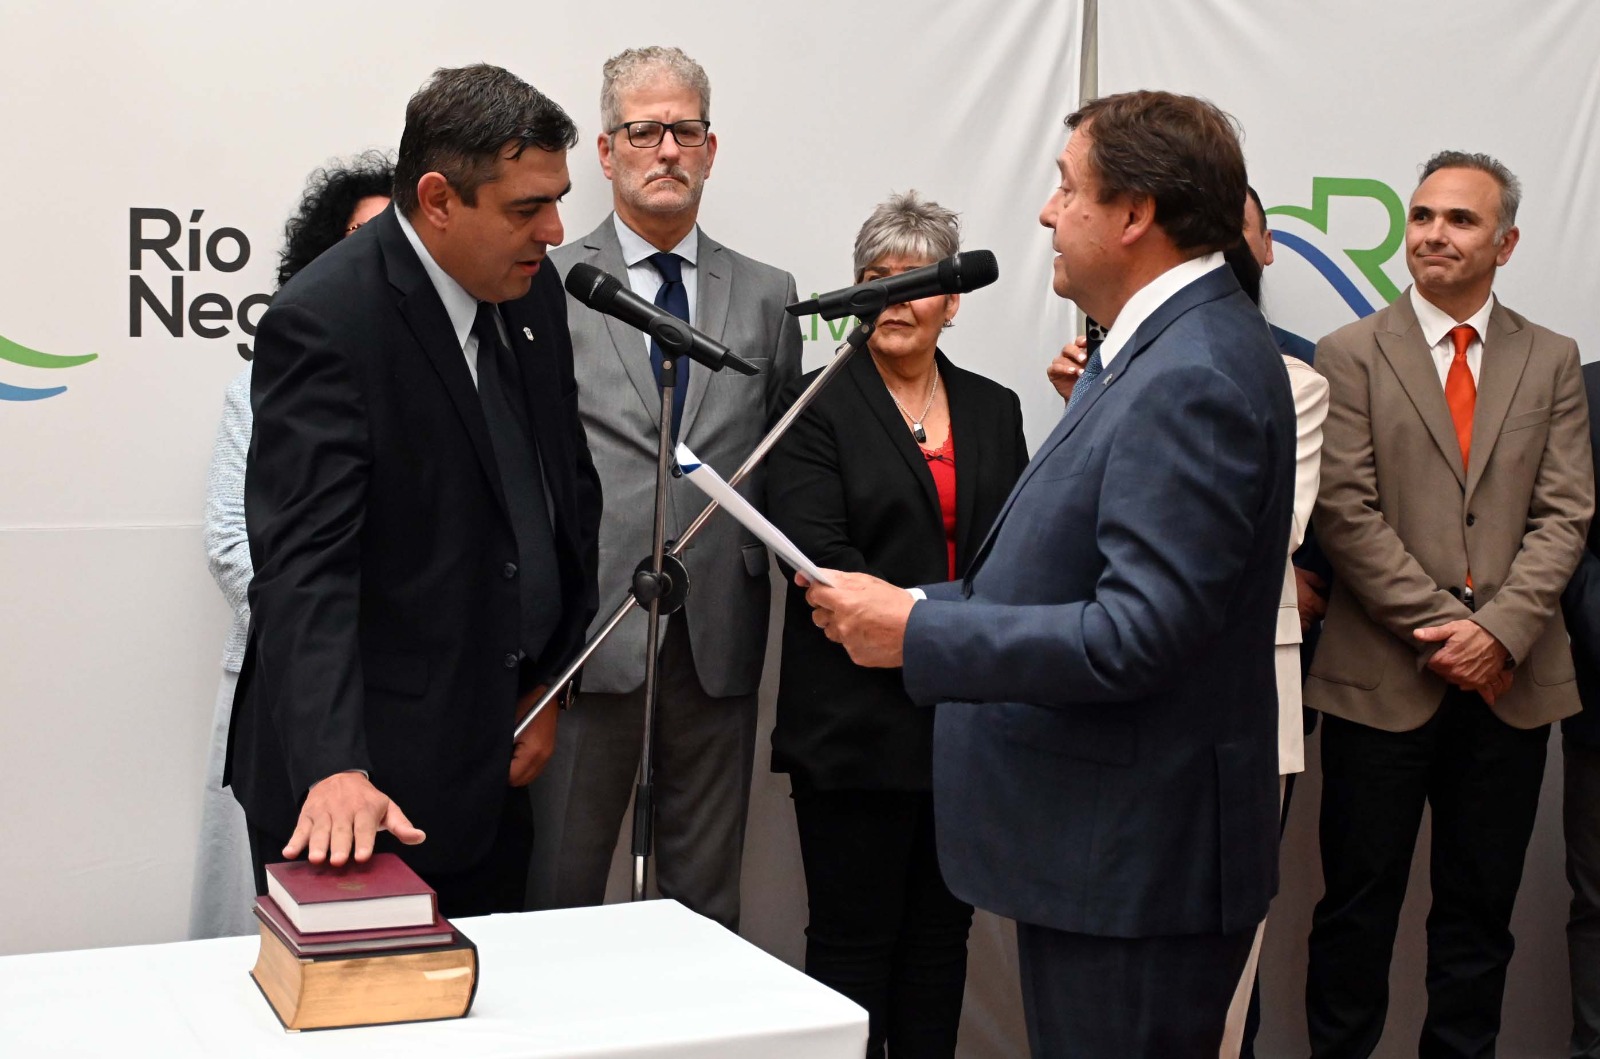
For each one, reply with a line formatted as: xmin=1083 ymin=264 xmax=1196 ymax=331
xmin=852 ymin=190 xmax=962 ymax=282
xmin=1419 ymin=150 xmax=1522 ymax=241
xmin=600 ymin=46 xmax=711 ymax=133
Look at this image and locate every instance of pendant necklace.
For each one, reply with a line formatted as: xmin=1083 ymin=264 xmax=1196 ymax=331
xmin=887 ymin=370 xmax=939 ymax=444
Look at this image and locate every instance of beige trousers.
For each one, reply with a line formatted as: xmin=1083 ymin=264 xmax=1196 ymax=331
xmin=1219 ymin=776 xmax=1289 ymax=1058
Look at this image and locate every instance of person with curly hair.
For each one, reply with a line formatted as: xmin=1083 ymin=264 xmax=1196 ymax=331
xmin=273 ymin=150 xmax=395 ymax=289
xmin=188 ymin=152 xmax=392 ymax=938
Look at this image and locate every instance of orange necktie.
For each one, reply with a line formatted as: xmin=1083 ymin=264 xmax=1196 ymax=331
xmin=1445 ymin=324 xmax=1478 ymax=469
xmin=1446 ymin=324 xmax=1477 ymax=589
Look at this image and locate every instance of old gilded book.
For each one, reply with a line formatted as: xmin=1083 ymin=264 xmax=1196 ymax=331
xmin=249 ymin=921 xmax=478 ymax=1031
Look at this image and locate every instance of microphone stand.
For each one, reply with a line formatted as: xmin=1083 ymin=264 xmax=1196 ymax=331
xmin=515 ymin=314 xmax=879 ymax=903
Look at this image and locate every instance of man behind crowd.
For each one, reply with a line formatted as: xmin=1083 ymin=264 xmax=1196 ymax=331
xmin=1306 ymin=151 xmax=1592 ymax=1058
xmin=1561 ymin=359 xmax=1600 ymax=1058
xmin=805 ymin=90 xmax=1295 ymax=1057
xmin=531 ymin=46 xmax=802 ymax=930
xmin=229 ymin=64 xmax=602 ymax=917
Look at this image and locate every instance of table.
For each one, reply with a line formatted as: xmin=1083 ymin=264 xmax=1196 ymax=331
xmin=0 ymin=899 xmax=868 ymax=1057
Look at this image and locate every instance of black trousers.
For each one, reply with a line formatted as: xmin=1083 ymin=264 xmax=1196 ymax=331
xmin=791 ymin=785 xmax=973 ymax=1059
xmin=1017 ymin=920 xmax=1254 ymax=1058
xmin=1306 ymin=690 xmax=1549 ymax=1059
xmin=247 ymin=783 xmax=534 ymax=920
xmin=1566 ymin=735 xmax=1600 ymax=1058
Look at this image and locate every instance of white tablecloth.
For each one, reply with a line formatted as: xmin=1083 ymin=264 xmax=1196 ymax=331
xmin=0 ymin=899 xmax=867 ymax=1058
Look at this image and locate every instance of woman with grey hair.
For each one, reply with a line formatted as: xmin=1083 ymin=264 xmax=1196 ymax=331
xmin=766 ymin=191 xmax=1029 ymax=1058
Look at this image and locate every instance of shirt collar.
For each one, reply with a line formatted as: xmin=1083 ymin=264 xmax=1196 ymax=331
xmin=1410 ymin=286 xmax=1495 ymax=349
xmin=613 ymin=213 xmax=699 ymax=269
xmin=395 ymin=208 xmax=479 ymax=351
xmin=1096 ymin=252 xmax=1225 ymax=369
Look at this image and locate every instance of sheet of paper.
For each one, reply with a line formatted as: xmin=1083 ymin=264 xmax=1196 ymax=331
xmin=675 ymin=444 xmax=834 ymax=587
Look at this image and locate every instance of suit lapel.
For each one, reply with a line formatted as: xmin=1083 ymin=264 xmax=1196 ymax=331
xmin=1374 ymin=293 xmax=1466 ymax=490
xmin=680 ymin=231 xmax=728 ymax=442
xmin=962 ymin=392 xmax=1085 ymax=579
xmin=964 ymin=266 xmax=1240 ymax=580
xmin=377 ymin=208 xmax=509 ymax=519
xmin=581 ymin=218 xmax=663 ymax=427
xmin=1465 ymin=302 xmax=1532 ymax=500
xmin=849 ymin=350 xmax=942 ymax=527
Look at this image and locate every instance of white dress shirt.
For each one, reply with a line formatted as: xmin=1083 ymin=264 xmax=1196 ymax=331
xmin=1097 ymin=251 xmax=1226 ymax=369
xmin=395 ymin=208 xmax=554 ymax=532
xmin=1410 ymin=286 xmax=1495 ymax=388
xmin=396 ymin=209 xmax=487 ymax=386
xmin=614 ymin=214 xmax=700 ymax=357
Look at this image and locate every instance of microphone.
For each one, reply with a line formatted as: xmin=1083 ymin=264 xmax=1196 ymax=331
xmin=787 ymin=249 xmax=999 ymax=321
xmin=564 ymin=263 xmax=759 ymax=376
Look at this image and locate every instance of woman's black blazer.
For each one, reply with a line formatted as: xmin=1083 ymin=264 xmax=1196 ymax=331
xmin=767 ymin=347 xmax=1028 ymax=790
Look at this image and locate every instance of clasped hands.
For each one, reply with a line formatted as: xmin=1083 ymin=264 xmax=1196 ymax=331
xmin=282 ymin=682 xmax=562 ymax=867
xmin=1413 ymin=619 xmax=1514 ymax=704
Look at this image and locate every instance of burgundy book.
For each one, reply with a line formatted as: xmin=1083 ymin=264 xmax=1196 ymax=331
xmin=253 ymin=896 xmax=455 ymax=956
xmin=264 ymin=853 xmax=436 ymax=934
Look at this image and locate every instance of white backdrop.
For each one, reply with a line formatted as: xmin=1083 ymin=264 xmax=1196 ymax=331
xmin=11 ymin=1 xmax=1597 ymax=1056
xmin=0 ymin=2 xmax=1080 ymax=1056
xmin=1099 ymin=2 xmax=1600 ymax=1056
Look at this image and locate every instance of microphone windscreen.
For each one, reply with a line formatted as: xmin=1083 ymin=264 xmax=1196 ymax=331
xmin=564 ymin=262 xmax=619 ymax=308
xmin=952 ymin=250 xmax=999 ymax=293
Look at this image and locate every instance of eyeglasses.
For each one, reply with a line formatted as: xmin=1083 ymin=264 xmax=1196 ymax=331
xmin=610 ymin=120 xmax=711 ymax=149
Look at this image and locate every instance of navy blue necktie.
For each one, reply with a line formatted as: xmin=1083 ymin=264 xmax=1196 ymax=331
xmin=1064 ymin=342 xmax=1105 ymax=416
xmin=647 ymin=252 xmax=690 ymax=441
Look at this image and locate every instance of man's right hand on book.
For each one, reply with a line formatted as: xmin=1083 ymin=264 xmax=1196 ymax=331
xmin=284 ymin=770 xmax=426 ymax=866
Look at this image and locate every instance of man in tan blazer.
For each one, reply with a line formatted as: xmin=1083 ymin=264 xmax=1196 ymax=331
xmin=1304 ymin=151 xmax=1593 ymax=1059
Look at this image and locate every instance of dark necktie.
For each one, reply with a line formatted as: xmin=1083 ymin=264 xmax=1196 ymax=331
xmin=1065 ymin=343 xmax=1105 ymax=415
xmin=647 ymin=251 xmax=690 ymax=441
xmin=473 ymin=301 xmax=560 ymax=670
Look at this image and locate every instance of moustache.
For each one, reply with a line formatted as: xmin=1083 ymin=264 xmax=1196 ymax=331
xmin=646 ymin=165 xmax=693 ymax=185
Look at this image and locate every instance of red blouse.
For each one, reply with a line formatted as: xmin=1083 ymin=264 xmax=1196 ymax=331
xmin=921 ymin=432 xmax=958 ymax=579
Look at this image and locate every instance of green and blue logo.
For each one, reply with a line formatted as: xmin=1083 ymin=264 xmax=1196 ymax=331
xmin=1267 ymin=177 xmax=1406 ymax=319
xmin=0 ymin=333 xmax=97 ymax=402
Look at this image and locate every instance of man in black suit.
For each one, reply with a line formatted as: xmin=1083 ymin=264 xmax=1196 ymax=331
xmin=228 ymin=64 xmax=602 ymax=917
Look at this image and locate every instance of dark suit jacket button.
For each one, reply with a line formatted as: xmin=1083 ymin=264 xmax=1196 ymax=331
xmin=503 ymin=653 xmax=519 ymax=669
xmin=503 ymin=562 xmax=518 ymax=579
xmin=1466 ymin=513 xmax=1476 ymax=527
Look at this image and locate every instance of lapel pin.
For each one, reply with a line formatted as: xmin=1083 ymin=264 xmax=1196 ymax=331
xmin=522 ymin=326 xmax=535 ymax=342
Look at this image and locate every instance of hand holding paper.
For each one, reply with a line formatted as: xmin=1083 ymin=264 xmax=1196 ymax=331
xmin=674 ymin=444 xmax=834 ymax=586
xmin=801 ymin=569 xmax=914 ymax=669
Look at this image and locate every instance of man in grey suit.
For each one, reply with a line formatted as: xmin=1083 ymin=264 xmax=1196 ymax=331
xmin=531 ymin=46 xmax=803 ymax=929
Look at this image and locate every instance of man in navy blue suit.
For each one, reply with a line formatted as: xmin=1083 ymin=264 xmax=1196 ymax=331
xmin=804 ymin=91 xmax=1296 ymax=1057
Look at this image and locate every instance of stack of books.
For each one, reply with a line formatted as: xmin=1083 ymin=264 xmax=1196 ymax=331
xmin=248 ymin=853 xmax=477 ymax=1031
